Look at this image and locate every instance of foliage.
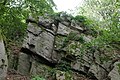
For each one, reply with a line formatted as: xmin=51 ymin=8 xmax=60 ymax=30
xmin=0 ymin=0 xmax=55 ymax=42
xmin=0 ymin=0 xmax=119 ymax=77
xmin=73 ymin=15 xmax=99 ymax=37
xmin=56 ymin=70 xmax=72 ymax=80
xmin=0 ymin=0 xmax=56 ymax=71
xmin=56 ymin=60 xmax=71 ymax=71
xmin=49 ymin=1 xmax=120 ymax=74
xmin=31 ymin=75 xmax=45 ymax=80
xmin=78 ymin=0 xmax=120 ymax=48
xmin=73 ymin=15 xmax=86 ymax=22
xmin=56 ymin=31 xmax=87 ymax=55
xmin=76 ymin=0 xmax=120 ymax=63
xmin=55 ymin=13 xmax=99 ymax=56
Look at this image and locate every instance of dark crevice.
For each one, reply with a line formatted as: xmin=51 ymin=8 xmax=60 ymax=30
xmin=27 ymin=29 xmax=43 ymax=36
xmin=20 ymin=48 xmax=56 ymax=68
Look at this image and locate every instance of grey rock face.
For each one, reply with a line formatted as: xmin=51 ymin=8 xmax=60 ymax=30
xmin=0 ymin=40 xmax=8 ymax=80
xmin=18 ymin=53 xmax=31 ymax=75
xmin=17 ymin=15 xmax=120 ymax=80
xmin=57 ymin=23 xmax=71 ymax=35
xmin=22 ymin=23 xmax=57 ymax=62
xmin=18 ymin=18 xmax=57 ymax=75
xmin=18 ymin=17 xmax=61 ymax=75
xmin=89 ymin=64 xmax=108 ymax=80
xmin=108 ymin=62 xmax=120 ymax=80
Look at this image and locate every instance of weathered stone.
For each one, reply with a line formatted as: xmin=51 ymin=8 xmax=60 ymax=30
xmin=52 ymin=50 xmax=62 ymax=62
xmin=17 ymin=15 xmax=120 ymax=80
xmin=82 ymin=50 xmax=110 ymax=80
xmin=71 ymin=60 xmax=83 ymax=71
xmin=38 ymin=16 xmax=54 ymax=24
xmin=38 ymin=16 xmax=54 ymax=31
xmin=71 ymin=20 xmax=83 ymax=31
xmin=27 ymin=23 xmax=42 ymax=36
xmin=73 ymin=24 xmax=83 ymax=31
xmin=0 ymin=40 xmax=8 ymax=80
xmin=88 ymin=61 xmax=117 ymax=80
xmin=61 ymin=21 xmax=70 ymax=26
xmin=83 ymin=35 xmax=92 ymax=42
xmin=29 ymin=60 xmax=52 ymax=77
xmin=57 ymin=23 xmax=70 ymax=35
xmin=108 ymin=62 xmax=120 ymax=80
xmin=18 ymin=52 xmax=31 ymax=75
xmin=89 ymin=64 xmax=108 ymax=80
xmin=22 ymin=23 xmax=57 ymax=62
xmin=18 ymin=17 xmax=61 ymax=75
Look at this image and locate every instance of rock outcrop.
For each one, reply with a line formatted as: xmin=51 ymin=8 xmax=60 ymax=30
xmin=17 ymin=13 xmax=120 ymax=80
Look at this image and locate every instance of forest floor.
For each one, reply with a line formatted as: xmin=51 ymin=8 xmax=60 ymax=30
xmin=6 ymin=70 xmax=30 ymax=80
